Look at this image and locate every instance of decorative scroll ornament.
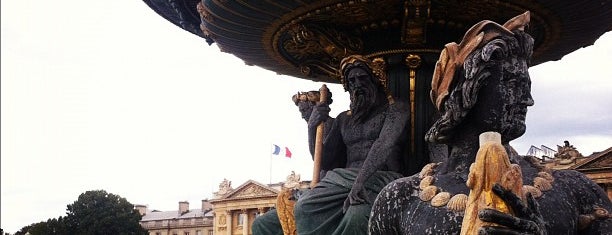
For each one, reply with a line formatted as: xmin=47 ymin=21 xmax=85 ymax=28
xmin=282 ymin=24 xmax=363 ymax=78
xmin=401 ymin=0 xmax=431 ymax=45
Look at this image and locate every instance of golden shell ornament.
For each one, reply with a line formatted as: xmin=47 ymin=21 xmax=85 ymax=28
xmin=533 ymin=176 xmax=553 ymax=191
xmin=522 ymin=185 xmax=543 ymax=198
xmin=420 ymin=176 xmax=435 ymax=190
xmin=419 ymin=163 xmax=439 ymax=178
xmin=537 ymin=171 xmax=554 ymax=182
xmin=431 ymin=192 xmax=451 ymax=207
xmin=447 ymin=194 xmax=468 ymax=212
xmin=419 ymin=185 xmax=438 ymax=201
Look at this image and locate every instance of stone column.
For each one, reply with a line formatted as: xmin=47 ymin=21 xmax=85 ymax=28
xmin=242 ymin=209 xmax=249 ymax=235
xmin=226 ymin=210 xmax=233 ymax=235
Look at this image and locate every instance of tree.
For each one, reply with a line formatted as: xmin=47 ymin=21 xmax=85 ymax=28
xmin=65 ymin=190 xmax=147 ymax=235
xmin=15 ymin=190 xmax=146 ymax=235
xmin=14 ymin=217 xmax=68 ymax=235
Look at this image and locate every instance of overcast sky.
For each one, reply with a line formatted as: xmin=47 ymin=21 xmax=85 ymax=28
xmin=1 ymin=1 xmax=611 ymax=233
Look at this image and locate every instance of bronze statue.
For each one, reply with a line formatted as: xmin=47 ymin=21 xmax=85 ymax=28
xmin=292 ymin=91 xmax=326 ymax=123
xmin=253 ymin=55 xmax=411 ymax=235
xmin=369 ymin=12 xmax=611 ymax=234
xmin=291 ymin=90 xmax=334 ymax=160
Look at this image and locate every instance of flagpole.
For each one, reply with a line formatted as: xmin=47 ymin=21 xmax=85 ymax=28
xmin=269 ymin=143 xmax=273 ymax=184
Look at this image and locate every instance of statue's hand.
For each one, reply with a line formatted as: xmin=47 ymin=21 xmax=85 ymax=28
xmin=342 ymin=184 xmax=370 ymax=214
xmin=478 ymin=184 xmax=547 ymax=235
xmin=308 ymin=103 xmax=331 ymax=129
xmin=323 ymin=89 xmax=333 ymax=105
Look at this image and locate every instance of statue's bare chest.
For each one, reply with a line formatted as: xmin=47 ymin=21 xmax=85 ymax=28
xmin=341 ymin=112 xmax=386 ymax=146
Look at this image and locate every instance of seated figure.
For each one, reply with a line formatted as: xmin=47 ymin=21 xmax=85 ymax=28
xmin=253 ymin=55 xmax=411 ymax=235
xmin=369 ymin=12 xmax=612 ymax=234
xmin=252 ymin=90 xmax=333 ymax=235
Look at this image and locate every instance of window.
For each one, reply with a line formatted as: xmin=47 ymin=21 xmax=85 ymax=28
xmin=196 ymin=230 xmax=202 ymax=235
xmin=184 ymin=232 xmax=190 ymax=235
xmin=208 ymin=231 xmax=213 ymax=235
xmin=237 ymin=213 xmax=245 ymax=226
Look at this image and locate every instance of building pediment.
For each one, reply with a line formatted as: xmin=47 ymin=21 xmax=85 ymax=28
xmin=221 ymin=180 xmax=279 ymax=200
xmin=571 ymin=147 xmax=612 ymax=170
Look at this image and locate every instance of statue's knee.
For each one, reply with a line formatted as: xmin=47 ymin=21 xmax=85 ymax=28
xmin=252 ymin=215 xmax=264 ymax=227
xmin=293 ymin=197 xmax=306 ymax=217
xmin=343 ymin=204 xmax=371 ymax=224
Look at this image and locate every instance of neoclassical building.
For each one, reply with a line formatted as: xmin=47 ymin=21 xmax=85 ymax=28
xmin=571 ymin=147 xmax=612 ymax=200
xmin=136 ymin=200 xmax=214 ymax=235
xmin=208 ymin=171 xmax=309 ymax=235
xmin=536 ymin=144 xmax=612 ymax=200
xmin=208 ymin=179 xmax=280 ymax=235
xmin=138 ymin=172 xmax=309 ymax=235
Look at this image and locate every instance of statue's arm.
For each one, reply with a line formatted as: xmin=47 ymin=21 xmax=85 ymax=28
xmin=307 ymin=117 xmax=335 ymax=158
xmin=320 ymin=113 xmax=347 ymax=171
xmin=307 ymin=102 xmax=331 ymax=159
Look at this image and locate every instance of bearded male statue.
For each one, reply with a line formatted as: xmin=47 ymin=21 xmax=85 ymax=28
xmin=253 ymin=55 xmax=411 ymax=235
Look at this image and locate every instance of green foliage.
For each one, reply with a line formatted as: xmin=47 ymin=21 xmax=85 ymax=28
xmin=65 ymin=190 xmax=147 ymax=235
xmin=14 ymin=217 xmax=69 ymax=235
xmin=15 ymin=190 xmax=147 ymax=235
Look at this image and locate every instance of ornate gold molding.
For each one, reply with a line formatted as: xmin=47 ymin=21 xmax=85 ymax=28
xmin=405 ymin=54 xmax=422 ymax=155
xmin=196 ymin=0 xmax=561 ymax=81
xmin=401 ymin=0 xmax=431 ymax=45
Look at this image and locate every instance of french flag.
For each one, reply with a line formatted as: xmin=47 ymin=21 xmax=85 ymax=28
xmin=272 ymin=144 xmax=292 ymax=158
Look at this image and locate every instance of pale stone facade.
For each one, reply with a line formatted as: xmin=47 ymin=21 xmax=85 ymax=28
xmin=538 ymin=146 xmax=612 ymax=200
xmin=138 ymin=175 xmax=310 ymax=235
xmin=209 ymin=180 xmax=281 ymax=235
xmin=137 ymin=200 xmax=214 ymax=235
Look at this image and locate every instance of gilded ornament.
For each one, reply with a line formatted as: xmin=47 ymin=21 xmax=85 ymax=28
xmin=431 ymin=192 xmax=451 ymax=207
xmin=578 ymin=206 xmax=611 ymax=230
xmin=447 ymin=194 xmax=468 ymax=212
xmin=522 ymin=185 xmax=542 ymax=198
xmin=500 ymin=164 xmax=523 ymax=195
xmin=277 ymin=188 xmax=297 ymax=235
xmin=419 ymin=185 xmax=438 ymax=201
xmin=419 ymin=175 xmax=434 ymax=190
xmin=419 ymin=162 xmax=439 ymax=178
xmin=537 ymin=171 xmax=554 ymax=182
xmin=533 ymin=176 xmax=553 ymax=191
xmin=461 ymin=132 xmax=519 ymax=235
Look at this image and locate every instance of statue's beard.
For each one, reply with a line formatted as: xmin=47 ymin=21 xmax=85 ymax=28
xmin=350 ymin=88 xmax=376 ymax=124
xmin=500 ymin=106 xmax=528 ymax=141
